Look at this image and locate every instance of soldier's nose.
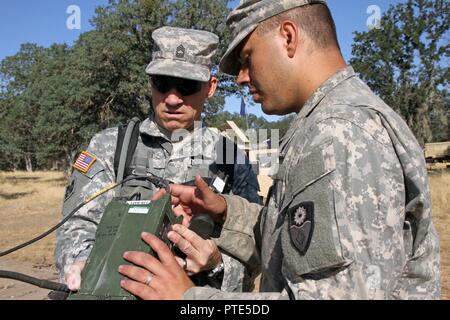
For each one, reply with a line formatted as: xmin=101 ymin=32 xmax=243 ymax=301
xmin=165 ymin=90 xmax=183 ymax=107
xmin=236 ymin=68 xmax=250 ymax=86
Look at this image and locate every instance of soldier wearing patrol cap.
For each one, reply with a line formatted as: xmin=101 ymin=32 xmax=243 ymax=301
xmin=55 ymin=26 xmax=261 ymax=294
xmin=118 ymin=0 xmax=440 ymax=300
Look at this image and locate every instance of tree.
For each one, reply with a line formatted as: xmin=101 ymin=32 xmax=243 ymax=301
xmin=262 ymin=114 xmax=296 ymax=139
xmin=0 ymin=44 xmax=46 ymax=171
xmin=32 ymin=44 xmax=97 ymax=174
xmin=204 ymin=111 xmax=268 ymax=130
xmin=350 ymin=0 xmax=449 ymax=146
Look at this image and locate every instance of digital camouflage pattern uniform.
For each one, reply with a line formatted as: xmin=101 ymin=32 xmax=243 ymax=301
xmin=182 ymin=0 xmax=440 ymax=300
xmin=185 ymin=66 xmax=441 ymax=300
xmin=55 ymin=26 xmax=261 ymax=293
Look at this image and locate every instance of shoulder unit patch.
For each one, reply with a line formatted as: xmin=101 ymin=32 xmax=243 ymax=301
xmin=288 ymin=201 xmax=314 ymax=256
xmin=73 ymin=151 xmax=97 ymax=174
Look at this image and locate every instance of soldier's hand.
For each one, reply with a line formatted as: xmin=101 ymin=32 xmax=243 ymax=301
xmin=64 ymin=260 xmax=86 ymax=291
xmin=168 ymin=224 xmax=222 ymax=275
xmin=152 ymin=175 xmax=228 ymax=224
xmin=119 ymin=232 xmax=194 ymax=300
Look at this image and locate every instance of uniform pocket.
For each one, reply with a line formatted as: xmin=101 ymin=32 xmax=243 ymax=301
xmin=147 ymin=155 xmax=166 ymax=179
xmin=185 ymin=156 xmax=215 ymax=182
xmin=280 ymin=142 xmax=352 ymax=282
xmin=403 ymin=218 xmax=414 ymax=259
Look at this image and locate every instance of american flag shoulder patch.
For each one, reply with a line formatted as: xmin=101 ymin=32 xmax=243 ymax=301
xmin=73 ymin=151 xmax=97 ymax=174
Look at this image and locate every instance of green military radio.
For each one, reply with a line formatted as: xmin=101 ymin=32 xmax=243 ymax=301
xmin=67 ymin=193 xmax=182 ymax=300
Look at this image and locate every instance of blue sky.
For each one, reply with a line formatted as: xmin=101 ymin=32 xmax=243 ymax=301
xmin=0 ymin=0 xmax=406 ymax=121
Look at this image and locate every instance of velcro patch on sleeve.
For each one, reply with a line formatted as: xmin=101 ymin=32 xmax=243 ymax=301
xmin=73 ymin=151 xmax=97 ymax=174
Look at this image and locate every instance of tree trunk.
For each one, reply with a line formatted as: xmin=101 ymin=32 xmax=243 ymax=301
xmin=51 ymin=160 xmax=59 ymax=171
xmin=25 ymin=155 xmax=33 ymax=172
xmin=62 ymin=149 xmax=75 ymax=180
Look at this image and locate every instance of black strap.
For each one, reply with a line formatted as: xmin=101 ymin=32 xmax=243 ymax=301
xmin=114 ymin=124 xmax=126 ymax=178
xmin=114 ymin=118 xmax=141 ymax=179
xmin=216 ymin=136 xmax=238 ymax=194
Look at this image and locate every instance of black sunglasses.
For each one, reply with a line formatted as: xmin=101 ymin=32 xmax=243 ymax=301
xmin=150 ymin=76 xmax=203 ymax=96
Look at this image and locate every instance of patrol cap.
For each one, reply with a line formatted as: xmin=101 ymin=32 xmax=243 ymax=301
xmin=146 ymin=26 xmax=219 ymax=82
xmin=220 ymin=0 xmax=328 ymax=76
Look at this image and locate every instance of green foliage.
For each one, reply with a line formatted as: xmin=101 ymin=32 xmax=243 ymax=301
xmin=350 ymin=0 xmax=449 ymax=146
xmin=0 ymin=44 xmax=46 ymax=171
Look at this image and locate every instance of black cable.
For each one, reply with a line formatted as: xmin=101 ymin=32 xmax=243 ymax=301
xmin=0 ymin=270 xmax=70 ymax=293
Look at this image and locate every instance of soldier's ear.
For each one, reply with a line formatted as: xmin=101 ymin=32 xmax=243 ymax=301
xmin=206 ymin=76 xmax=218 ymax=98
xmin=279 ymin=20 xmax=300 ymax=59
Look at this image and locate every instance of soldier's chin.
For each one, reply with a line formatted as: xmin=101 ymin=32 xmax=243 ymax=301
xmin=261 ymin=102 xmax=276 ymax=115
xmin=261 ymin=101 xmax=289 ymax=116
xmin=163 ymin=120 xmax=191 ymax=132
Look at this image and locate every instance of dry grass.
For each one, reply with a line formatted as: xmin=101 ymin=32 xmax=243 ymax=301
xmin=0 ymin=170 xmax=449 ymax=299
xmin=0 ymin=171 xmax=66 ymax=266
xmin=428 ymin=170 xmax=450 ymax=300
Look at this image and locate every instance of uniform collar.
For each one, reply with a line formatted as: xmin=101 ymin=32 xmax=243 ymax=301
xmin=297 ymin=65 xmax=356 ymax=121
xmin=140 ymin=116 xmax=208 ymax=144
xmin=140 ymin=117 xmax=170 ymax=140
xmin=280 ymin=66 xmax=356 ymax=153
xmin=140 ymin=117 xmax=217 ymax=160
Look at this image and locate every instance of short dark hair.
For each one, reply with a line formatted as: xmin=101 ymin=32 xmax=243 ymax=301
xmin=256 ymin=4 xmax=340 ymax=51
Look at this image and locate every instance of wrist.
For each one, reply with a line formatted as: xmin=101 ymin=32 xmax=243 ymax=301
xmin=218 ymin=195 xmax=227 ymax=224
xmin=207 ymin=262 xmax=224 ymax=278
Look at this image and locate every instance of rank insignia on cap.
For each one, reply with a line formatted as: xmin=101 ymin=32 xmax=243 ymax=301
xmin=175 ymin=44 xmax=186 ymax=59
xmin=288 ymin=201 xmax=314 ymax=256
xmin=73 ymin=151 xmax=96 ymax=174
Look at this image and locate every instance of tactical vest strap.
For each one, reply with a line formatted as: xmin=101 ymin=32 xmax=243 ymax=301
xmin=114 ymin=117 xmax=141 ymax=188
xmin=133 ymin=138 xmax=149 ymax=176
xmin=114 ymin=119 xmax=239 ymax=196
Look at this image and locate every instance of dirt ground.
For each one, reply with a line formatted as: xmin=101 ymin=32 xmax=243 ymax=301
xmin=428 ymin=170 xmax=450 ymax=300
xmin=0 ymin=170 xmax=449 ymax=300
xmin=0 ymin=258 xmax=59 ymax=300
xmin=0 ymin=172 xmax=64 ymax=300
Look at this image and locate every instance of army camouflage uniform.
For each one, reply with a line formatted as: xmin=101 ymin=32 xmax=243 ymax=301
xmin=185 ymin=66 xmax=441 ymax=300
xmin=55 ymin=26 xmax=261 ymax=293
xmin=55 ymin=118 xmax=261 ymax=292
xmin=182 ymin=0 xmax=440 ymax=300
